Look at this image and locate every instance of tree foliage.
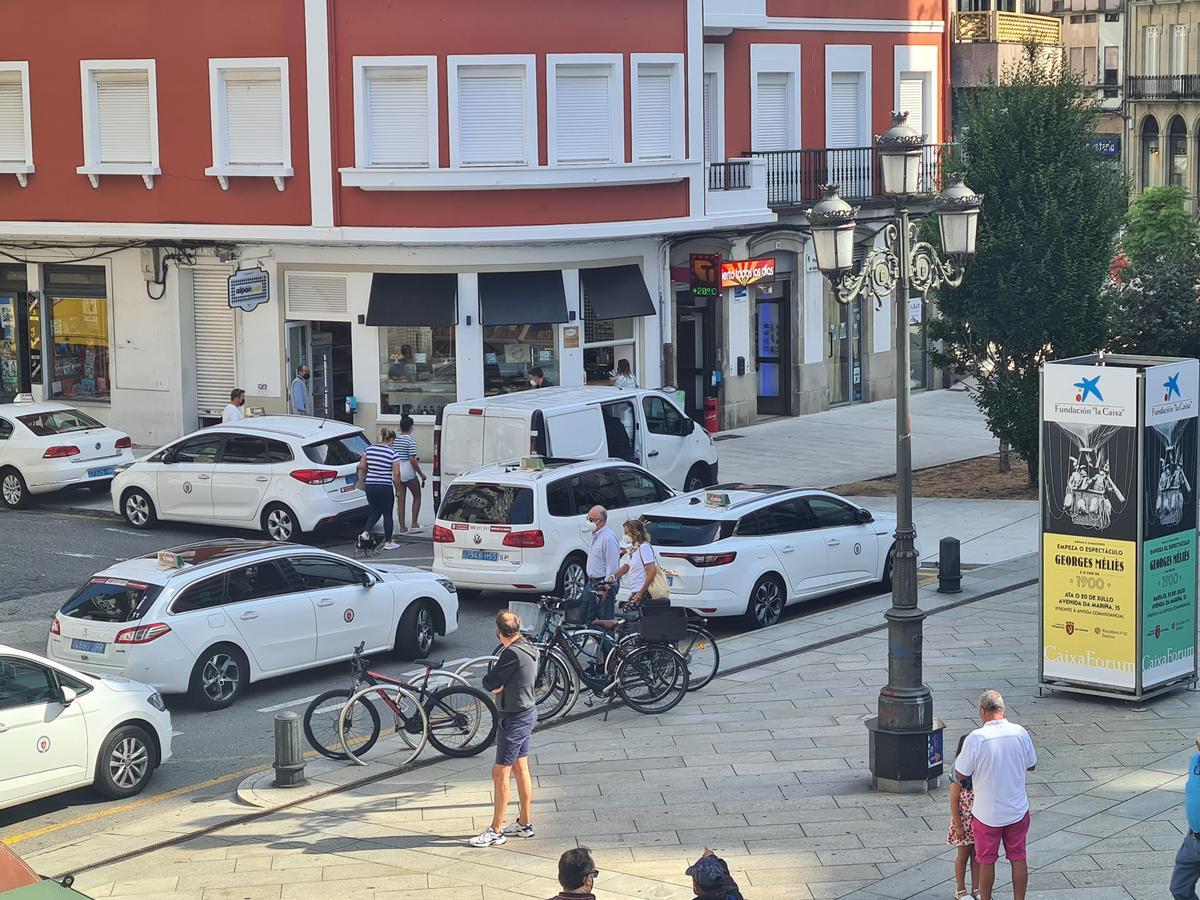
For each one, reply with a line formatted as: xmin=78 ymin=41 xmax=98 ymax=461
xmin=1121 ymin=186 xmax=1197 ymax=268
xmin=1105 ymin=256 xmax=1200 ymax=360
xmin=927 ymin=49 xmax=1127 ymax=482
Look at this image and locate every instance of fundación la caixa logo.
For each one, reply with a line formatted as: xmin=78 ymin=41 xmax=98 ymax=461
xmin=1150 ymin=370 xmax=1194 ymax=419
xmin=1055 ymin=373 xmax=1124 ymax=419
xmin=1074 ymin=375 xmax=1103 ymax=403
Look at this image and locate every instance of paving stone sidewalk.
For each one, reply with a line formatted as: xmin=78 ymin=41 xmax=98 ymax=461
xmin=29 ymin=553 xmax=1200 ymax=900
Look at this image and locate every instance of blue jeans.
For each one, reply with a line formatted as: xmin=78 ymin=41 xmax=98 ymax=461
xmin=581 ymin=577 xmax=619 ymax=622
xmin=1173 ymin=832 xmax=1200 ymax=900
xmin=363 ymin=483 xmax=395 ymax=541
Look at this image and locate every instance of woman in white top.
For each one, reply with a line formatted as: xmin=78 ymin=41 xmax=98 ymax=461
xmin=612 ymin=358 xmax=637 ymax=390
xmin=608 ymin=518 xmax=661 ymax=605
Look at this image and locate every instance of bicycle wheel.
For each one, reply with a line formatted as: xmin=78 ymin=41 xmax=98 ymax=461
xmin=340 ymin=683 xmax=428 ymax=767
xmin=678 ymin=626 xmax=719 ymax=691
xmin=425 ymin=684 xmax=499 ymax=757
xmin=304 ymin=689 xmax=381 ymax=760
xmin=614 ymin=644 xmax=689 ymax=714
xmin=534 ymin=647 xmax=577 ymax=722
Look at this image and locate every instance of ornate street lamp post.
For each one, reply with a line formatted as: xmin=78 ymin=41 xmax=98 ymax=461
xmin=807 ymin=112 xmax=982 ymax=792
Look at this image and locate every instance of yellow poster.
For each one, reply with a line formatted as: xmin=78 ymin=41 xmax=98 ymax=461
xmin=1042 ymin=533 xmax=1137 ymax=689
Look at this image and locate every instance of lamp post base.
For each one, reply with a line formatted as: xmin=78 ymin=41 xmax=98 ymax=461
xmin=866 ymin=716 xmax=945 ymax=794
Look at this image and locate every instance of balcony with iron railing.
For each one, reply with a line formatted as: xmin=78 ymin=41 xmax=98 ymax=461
xmin=1127 ymin=75 xmax=1200 ymax=101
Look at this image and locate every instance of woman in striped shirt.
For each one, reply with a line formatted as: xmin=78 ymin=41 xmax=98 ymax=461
xmin=395 ymin=415 xmax=426 ymax=533
xmin=357 ymin=427 xmax=402 ymax=550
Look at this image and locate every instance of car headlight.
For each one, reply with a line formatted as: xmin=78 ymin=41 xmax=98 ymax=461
xmin=436 ymin=578 xmax=457 ymax=594
xmin=147 ymin=691 xmax=166 ymax=711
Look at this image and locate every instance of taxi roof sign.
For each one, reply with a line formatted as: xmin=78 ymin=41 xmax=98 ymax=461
xmin=156 ymin=550 xmax=187 ymax=570
xmin=704 ymin=491 xmax=731 ymax=508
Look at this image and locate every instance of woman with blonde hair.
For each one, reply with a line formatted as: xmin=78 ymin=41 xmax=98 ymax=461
xmin=357 ymin=427 xmax=402 ymax=550
xmin=607 ymin=518 xmax=663 ymax=606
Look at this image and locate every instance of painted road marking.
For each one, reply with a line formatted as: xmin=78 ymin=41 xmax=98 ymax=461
xmin=49 ymin=551 xmax=115 ymax=560
xmin=103 ymin=527 xmax=146 ymax=537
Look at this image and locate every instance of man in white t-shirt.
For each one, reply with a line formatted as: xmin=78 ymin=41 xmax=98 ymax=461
xmin=222 ymin=388 xmax=246 ymax=423
xmin=953 ymin=689 xmax=1038 ymax=900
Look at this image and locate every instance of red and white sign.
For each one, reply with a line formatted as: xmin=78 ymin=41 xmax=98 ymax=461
xmin=721 ymin=258 xmax=776 ymax=288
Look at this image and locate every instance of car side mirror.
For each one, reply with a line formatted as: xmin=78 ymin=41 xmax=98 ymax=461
xmin=360 ymin=573 xmax=375 ymax=588
xmin=684 ymin=418 xmax=696 ymax=435
xmin=60 ymin=685 xmax=78 ymax=707
xmin=856 ymin=508 xmax=873 ymax=524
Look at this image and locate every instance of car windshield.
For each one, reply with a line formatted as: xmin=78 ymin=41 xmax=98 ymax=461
xmin=304 ymin=432 xmax=370 ymax=465
xmin=440 ymin=483 xmax=534 ymax=525
xmin=17 ymin=409 xmax=104 ymax=436
xmin=644 ymin=516 xmax=728 ymax=547
xmin=60 ymin=578 xmax=164 ymax=623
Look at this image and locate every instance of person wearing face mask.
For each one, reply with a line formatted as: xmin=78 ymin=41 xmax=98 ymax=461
xmin=289 ymin=365 xmax=311 ymax=416
xmin=528 ymin=366 xmax=551 ymax=388
xmin=581 ymin=505 xmax=620 ymax=623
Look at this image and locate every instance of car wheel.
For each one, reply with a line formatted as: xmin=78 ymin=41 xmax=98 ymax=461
xmin=262 ymin=503 xmax=301 ymax=542
xmin=395 ymin=599 xmax=437 ymax=660
xmin=745 ymin=574 xmax=785 ymax=629
xmin=880 ymin=546 xmax=895 ymax=592
xmin=121 ymin=488 xmax=157 ymax=529
xmin=87 ymin=479 xmax=112 ymax=495
xmin=94 ymin=724 xmax=156 ymax=799
xmin=0 ymin=467 xmax=29 ymax=509
xmin=684 ymin=463 xmax=713 ymax=493
xmin=555 ymin=554 xmax=587 ymax=604
xmin=189 ymin=645 xmax=249 ymax=710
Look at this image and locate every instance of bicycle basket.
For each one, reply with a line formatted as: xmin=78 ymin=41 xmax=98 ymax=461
xmin=508 ymin=600 xmax=548 ymax=636
xmin=633 ymin=605 xmax=688 ymax=642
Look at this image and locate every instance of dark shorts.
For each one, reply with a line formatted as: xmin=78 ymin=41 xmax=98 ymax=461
xmin=495 ymin=707 xmax=537 ymax=766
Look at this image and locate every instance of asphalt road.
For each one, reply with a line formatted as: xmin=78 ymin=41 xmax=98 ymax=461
xmin=0 ymin=498 xmax=897 ymax=855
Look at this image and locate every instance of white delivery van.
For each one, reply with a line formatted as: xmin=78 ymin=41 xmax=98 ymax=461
xmin=433 ymin=387 xmax=718 ymax=509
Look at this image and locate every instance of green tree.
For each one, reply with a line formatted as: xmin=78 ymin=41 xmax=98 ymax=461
xmin=1106 ymin=256 xmax=1200 ymax=360
xmin=1121 ymin=186 xmax=1197 ymax=268
xmin=927 ymin=48 xmax=1127 ymax=483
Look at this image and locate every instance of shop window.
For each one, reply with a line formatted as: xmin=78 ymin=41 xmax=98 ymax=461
xmin=44 ymin=266 xmax=109 ymax=402
xmin=0 ymin=264 xmax=29 ymax=402
xmin=379 ymin=325 xmax=457 ymax=416
xmin=1169 ymin=116 xmax=1188 ymax=187
xmin=483 ymin=324 xmax=557 ymax=395
xmin=583 ymin=291 xmax=636 ymax=385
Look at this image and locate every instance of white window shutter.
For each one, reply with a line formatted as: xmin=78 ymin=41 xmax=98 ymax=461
xmin=703 ymin=72 xmax=714 ymax=162
xmin=899 ymin=75 xmax=925 ymax=138
xmin=95 ymin=71 xmax=152 ymax=164
xmin=554 ymin=67 xmax=612 ymax=164
xmin=636 ymin=64 xmax=674 ymax=160
xmin=828 ymin=73 xmax=861 ymax=148
xmin=0 ymin=76 xmax=25 ymax=164
xmin=458 ymin=67 xmax=527 ymax=166
xmin=754 ymin=73 xmax=789 ymax=152
xmin=223 ymin=69 xmax=285 ymax=166
xmin=1146 ymin=26 xmax=1160 ymax=77
xmin=366 ymin=68 xmax=429 ymax=167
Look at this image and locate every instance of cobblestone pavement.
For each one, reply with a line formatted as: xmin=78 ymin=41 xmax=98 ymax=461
xmin=22 ymin=554 xmax=1199 ymax=899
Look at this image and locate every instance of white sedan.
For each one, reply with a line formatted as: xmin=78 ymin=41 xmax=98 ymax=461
xmin=0 ymin=645 xmax=172 ymax=811
xmin=0 ymin=402 xmax=134 ymax=509
xmin=47 ymin=540 xmax=460 ymax=709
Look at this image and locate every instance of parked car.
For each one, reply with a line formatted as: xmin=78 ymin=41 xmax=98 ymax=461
xmin=0 ymin=839 xmax=90 ymax=896
xmin=110 ymin=416 xmax=369 ymax=541
xmin=0 ymin=644 xmax=171 ymax=812
xmin=433 ymin=387 xmax=717 ymax=508
xmin=432 ymin=457 xmax=674 ymax=602
xmin=639 ymin=485 xmax=910 ymax=628
xmin=47 ymin=540 xmax=459 ymax=709
xmin=0 ymin=402 xmax=135 ymax=509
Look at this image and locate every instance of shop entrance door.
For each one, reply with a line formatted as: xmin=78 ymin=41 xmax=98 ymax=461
xmin=825 ymin=291 xmax=866 ymax=406
xmin=755 ymin=281 xmax=790 ymax=416
xmin=285 ymin=321 xmax=311 ymax=413
xmin=288 ymin=321 xmax=353 ymax=422
xmin=675 ymin=292 xmax=715 ymax=423
xmin=0 ymin=292 xmax=28 ymax=403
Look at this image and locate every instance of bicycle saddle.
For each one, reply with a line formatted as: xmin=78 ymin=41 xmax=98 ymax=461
xmin=415 ymin=659 xmax=445 ymax=669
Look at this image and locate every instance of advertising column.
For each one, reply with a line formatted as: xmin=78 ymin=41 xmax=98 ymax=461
xmin=1141 ymin=360 xmax=1199 ymax=688
xmin=1041 ymin=363 xmax=1139 ymax=691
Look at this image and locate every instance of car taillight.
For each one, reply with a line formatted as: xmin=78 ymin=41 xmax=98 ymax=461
xmin=43 ymin=445 xmax=80 ymax=459
xmin=115 ymin=623 xmax=172 ymax=644
xmin=433 ymin=524 xmax=455 ymax=543
xmin=115 ymin=436 xmax=132 ymax=450
xmin=50 ymin=617 xmax=61 ymax=635
xmin=290 ymin=468 xmax=338 ymax=485
xmin=503 ymin=530 xmax=545 ymax=548
xmin=661 ymin=551 xmax=737 ymax=568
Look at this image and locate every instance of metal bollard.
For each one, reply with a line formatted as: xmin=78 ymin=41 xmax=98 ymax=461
xmin=938 ymin=537 xmax=962 ymax=594
xmin=273 ymin=711 xmax=307 ymax=788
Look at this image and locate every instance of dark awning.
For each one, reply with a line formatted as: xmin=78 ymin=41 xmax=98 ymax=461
xmin=366 ymin=273 xmax=458 ymax=327
xmin=478 ymin=270 xmax=568 ymax=326
xmin=579 ymin=264 xmax=656 ymax=319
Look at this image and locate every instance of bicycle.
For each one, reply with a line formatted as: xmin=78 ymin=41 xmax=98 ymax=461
xmin=303 ymin=643 xmax=498 ymax=765
xmin=618 ymin=612 xmax=719 ymax=692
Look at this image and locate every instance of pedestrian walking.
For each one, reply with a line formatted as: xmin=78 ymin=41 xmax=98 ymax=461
xmin=394 ymin=415 xmax=426 ymax=533
xmin=686 ymin=849 xmax=743 ymax=900
xmin=546 ymin=848 xmax=597 ymax=898
xmin=222 ymin=388 xmax=246 ymax=423
xmin=612 ymin=358 xmax=637 ymax=390
xmin=582 ymin=505 xmax=620 ymax=623
xmin=289 ymin=365 xmax=311 ymax=416
xmin=1169 ymin=736 xmax=1200 ymax=900
xmin=471 ymin=610 xmax=539 ymax=847
xmin=953 ymin=690 xmax=1037 ymax=900
xmin=948 ymin=733 xmax=981 ymax=900
xmin=608 ymin=518 xmax=664 ymax=607
xmin=356 ymin=428 xmax=401 ymax=551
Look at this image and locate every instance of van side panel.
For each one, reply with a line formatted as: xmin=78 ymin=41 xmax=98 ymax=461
xmin=482 ymin=414 xmax=530 ymax=465
xmin=441 ymin=414 xmax=487 ymax=479
xmin=547 ymin=408 xmax=607 ymax=459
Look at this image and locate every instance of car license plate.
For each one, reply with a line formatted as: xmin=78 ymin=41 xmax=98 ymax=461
xmin=70 ymin=639 xmax=106 ymax=654
xmin=462 ymin=549 xmax=499 ymax=562
xmin=88 ymin=466 xmax=115 ymax=479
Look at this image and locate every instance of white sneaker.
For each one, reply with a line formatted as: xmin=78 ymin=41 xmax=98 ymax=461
xmin=501 ymin=821 xmax=534 ymax=838
xmin=468 ymin=827 xmax=507 ymax=847
xmin=383 ymin=541 xmax=401 ymax=550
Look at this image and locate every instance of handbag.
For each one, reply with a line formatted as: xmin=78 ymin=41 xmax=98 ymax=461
xmin=643 ymin=544 xmax=677 ymax=601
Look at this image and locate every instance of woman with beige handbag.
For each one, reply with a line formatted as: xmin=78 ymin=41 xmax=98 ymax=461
xmin=608 ymin=519 xmax=674 ymax=606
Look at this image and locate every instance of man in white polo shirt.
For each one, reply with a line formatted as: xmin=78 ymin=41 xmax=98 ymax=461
xmin=953 ymin=689 xmax=1038 ymax=900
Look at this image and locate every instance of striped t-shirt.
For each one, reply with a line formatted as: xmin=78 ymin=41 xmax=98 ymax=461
xmin=363 ymin=443 xmax=397 ymax=485
xmin=395 ymin=433 xmax=418 ymax=461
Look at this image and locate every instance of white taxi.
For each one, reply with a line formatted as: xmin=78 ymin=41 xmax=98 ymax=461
xmin=0 ymin=644 xmax=172 ymax=811
xmin=0 ymin=402 xmax=134 ymax=509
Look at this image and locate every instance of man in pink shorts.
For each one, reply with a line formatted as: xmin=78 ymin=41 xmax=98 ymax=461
xmin=953 ymin=690 xmax=1038 ymax=900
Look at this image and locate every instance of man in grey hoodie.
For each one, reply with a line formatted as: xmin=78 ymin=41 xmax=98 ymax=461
xmin=471 ymin=610 xmax=540 ymax=847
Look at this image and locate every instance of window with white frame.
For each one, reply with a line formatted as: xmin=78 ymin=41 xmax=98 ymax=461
xmin=549 ymin=56 xmax=622 ymax=166
xmin=449 ymin=58 xmax=536 ymax=167
xmin=632 ymin=56 xmax=683 ymax=162
xmin=355 ymin=57 xmax=438 ymax=169
xmin=207 ymin=59 xmax=291 ymax=189
xmin=78 ymin=60 xmax=159 ymax=188
xmin=754 ymin=73 xmax=791 ymax=152
xmin=0 ymin=63 xmax=32 ymax=183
